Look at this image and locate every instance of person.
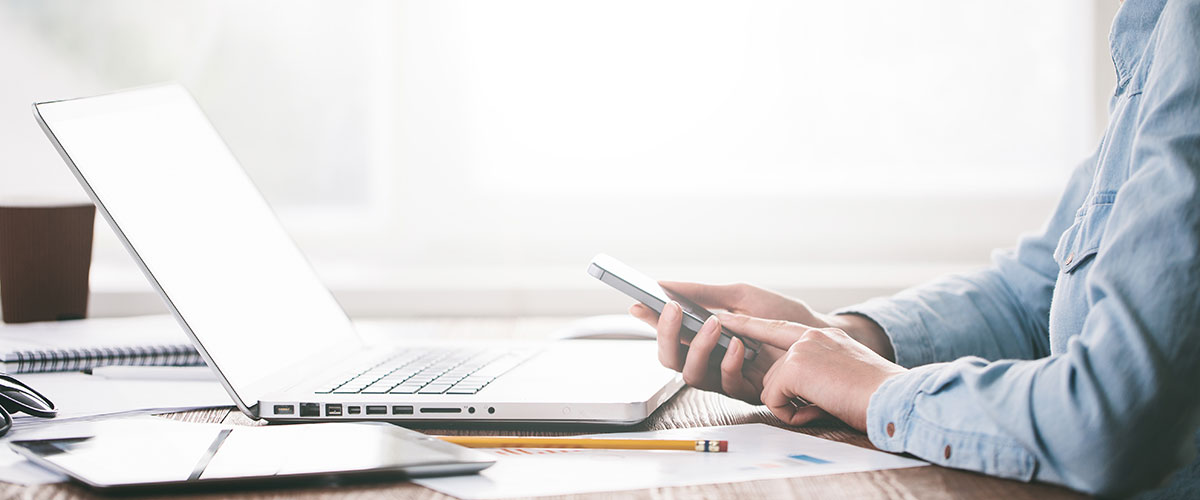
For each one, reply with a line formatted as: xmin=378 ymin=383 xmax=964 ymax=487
xmin=630 ymin=0 xmax=1200 ymax=496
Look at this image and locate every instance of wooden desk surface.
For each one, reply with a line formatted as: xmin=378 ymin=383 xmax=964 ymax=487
xmin=2 ymin=317 xmax=1086 ymax=499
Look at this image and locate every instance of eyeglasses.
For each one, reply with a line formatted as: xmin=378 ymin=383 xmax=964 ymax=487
xmin=0 ymin=374 xmax=57 ymax=437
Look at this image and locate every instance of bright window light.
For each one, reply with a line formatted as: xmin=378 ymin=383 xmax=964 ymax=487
xmin=0 ymin=0 xmax=1109 ymax=315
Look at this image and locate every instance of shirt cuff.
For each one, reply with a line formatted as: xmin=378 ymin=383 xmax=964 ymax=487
xmin=864 ymin=363 xmax=943 ymax=453
xmin=863 ymin=361 xmax=1040 ymax=481
xmin=833 ymin=298 xmax=938 ymax=368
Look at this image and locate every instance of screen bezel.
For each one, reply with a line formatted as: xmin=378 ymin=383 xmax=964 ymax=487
xmin=31 ymin=85 xmax=365 ymax=416
xmin=588 ymin=254 xmax=760 ymax=359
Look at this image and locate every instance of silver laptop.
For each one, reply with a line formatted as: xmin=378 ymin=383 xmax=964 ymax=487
xmin=33 ymin=84 xmax=682 ymax=424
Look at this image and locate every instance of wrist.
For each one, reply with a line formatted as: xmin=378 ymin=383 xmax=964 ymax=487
xmin=827 ymin=313 xmax=895 ymax=362
xmin=851 ymin=365 xmax=906 ymax=431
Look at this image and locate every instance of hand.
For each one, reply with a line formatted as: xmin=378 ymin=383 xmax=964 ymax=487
xmin=719 ymin=313 xmax=907 ymax=431
xmin=628 ymin=282 xmax=894 ymax=406
xmin=628 ymin=282 xmax=838 ymax=404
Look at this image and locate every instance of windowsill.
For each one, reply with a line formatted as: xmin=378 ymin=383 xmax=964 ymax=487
xmin=85 ymin=261 xmax=982 ymax=318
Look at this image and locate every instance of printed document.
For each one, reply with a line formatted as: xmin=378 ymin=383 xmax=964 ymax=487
xmin=415 ymin=423 xmax=927 ymax=499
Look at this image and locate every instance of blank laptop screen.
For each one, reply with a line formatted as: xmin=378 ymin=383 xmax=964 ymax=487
xmin=35 ymin=85 xmax=359 ymax=407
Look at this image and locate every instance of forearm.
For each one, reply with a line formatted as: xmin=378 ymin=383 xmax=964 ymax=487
xmin=829 ymin=266 xmax=1055 ymax=367
xmin=826 ymin=312 xmax=894 ymax=362
xmin=824 ymin=154 xmax=1094 ymax=367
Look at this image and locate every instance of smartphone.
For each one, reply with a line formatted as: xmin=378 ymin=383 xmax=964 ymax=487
xmin=587 ymin=254 xmax=761 ymax=361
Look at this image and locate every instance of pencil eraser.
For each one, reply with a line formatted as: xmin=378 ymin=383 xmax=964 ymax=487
xmin=716 ymin=440 xmax=728 ymax=452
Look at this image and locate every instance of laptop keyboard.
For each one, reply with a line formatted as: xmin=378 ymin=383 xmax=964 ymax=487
xmin=318 ymin=348 xmax=531 ymax=396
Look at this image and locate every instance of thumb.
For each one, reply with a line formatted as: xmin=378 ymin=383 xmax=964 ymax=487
xmin=716 ymin=312 xmax=807 ymax=350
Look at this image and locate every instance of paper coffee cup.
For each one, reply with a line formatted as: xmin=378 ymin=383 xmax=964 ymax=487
xmin=0 ymin=200 xmax=96 ymax=323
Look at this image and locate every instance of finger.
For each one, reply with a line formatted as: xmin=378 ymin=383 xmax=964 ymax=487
xmin=761 ymin=365 xmax=809 ymax=421
xmin=717 ymin=312 xmax=808 ymax=350
xmin=628 ymin=303 xmax=659 ymax=328
xmin=656 ymin=302 xmax=685 ymax=371
xmin=682 ymin=316 xmax=722 ymax=390
xmin=774 ymin=405 xmax=829 ymax=427
xmin=719 ymin=338 xmax=760 ymax=403
xmin=658 ymin=281 xmax=749 ymax=311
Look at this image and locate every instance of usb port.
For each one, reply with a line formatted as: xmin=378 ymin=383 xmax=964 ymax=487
xmin=300 ymin=403 xmax=320 ymax=417
xmin=347 ymin=406 xmax=361 ymax=415
xmin=366 ymin=405 xmax=387 ymax=415
xmin=325 ymin=404 xmax=343 ymax=416
xmin=273 ymin=404 xmax=295 ymax=415
xmin=392 ymin=405 xmax=413 ymax=415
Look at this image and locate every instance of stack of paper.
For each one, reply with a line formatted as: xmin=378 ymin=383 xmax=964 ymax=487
xmin=415 ymin=423 xmax=927 ymax=499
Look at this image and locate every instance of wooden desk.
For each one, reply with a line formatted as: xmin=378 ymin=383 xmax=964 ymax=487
xmin=2 ymin=318 xmax=1086 ymax=499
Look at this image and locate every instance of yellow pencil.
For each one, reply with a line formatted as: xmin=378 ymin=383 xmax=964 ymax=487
xmin=436 ymin=436 xmax=728 ymax=452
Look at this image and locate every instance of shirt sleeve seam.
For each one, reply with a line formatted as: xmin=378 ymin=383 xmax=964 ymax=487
xmin=906 ymin=407 xmax=1034 ymax=450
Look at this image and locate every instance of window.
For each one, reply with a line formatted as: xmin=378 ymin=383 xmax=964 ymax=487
xmin=0 ymin=1 xmax=1116 ymax=315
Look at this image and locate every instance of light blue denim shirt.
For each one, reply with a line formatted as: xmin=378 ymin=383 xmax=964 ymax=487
xmin=835 ymin=0 xmax=1200 ymax=496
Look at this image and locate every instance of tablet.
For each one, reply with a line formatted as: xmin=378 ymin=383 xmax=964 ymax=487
xmin=9 ymin=418 xmax=494 ymax=492
xmin=588 ymin=254 xmax=761 ymax=361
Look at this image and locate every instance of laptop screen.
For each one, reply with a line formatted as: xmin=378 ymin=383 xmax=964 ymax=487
xmin=35 ymin=85 xmax=360 ymax=409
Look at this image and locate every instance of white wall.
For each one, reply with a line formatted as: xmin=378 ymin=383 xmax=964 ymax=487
xmin=0 ymin=1 xmax=1123 ymax=318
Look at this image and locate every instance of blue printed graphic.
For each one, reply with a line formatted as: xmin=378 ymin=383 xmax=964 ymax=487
xmin=788 ymin=454 xmax=832 ymax=464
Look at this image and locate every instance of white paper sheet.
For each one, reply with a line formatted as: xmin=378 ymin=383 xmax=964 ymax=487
xmin=0 ymin=315 xmax=186 ymax=350
xmin=415 ymin=423 xmax=927 ymax=499
xmin=9 ymin=371 xmax=230 ymax=430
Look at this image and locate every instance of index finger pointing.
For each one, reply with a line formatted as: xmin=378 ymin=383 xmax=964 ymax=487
xmin=717 ymin=313 xmax=808 ymax=350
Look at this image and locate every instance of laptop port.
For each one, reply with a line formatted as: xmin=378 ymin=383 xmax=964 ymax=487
xmin=366 ymin=405 xmax=387 ymax=415
xmin=419 ymin=407 xmax=462 ymax=414
xmin=325 ymin=404 xmax=343 ymax=416
xmin=300 ymin=403 xmax=320 ymax=417
xmin=392 ymin=405 xmax=414 ymax=415
xmin=347 ymin=406 xmax=361 ymax=415
xmin=273 ymin=404 xmax=295 ymax=415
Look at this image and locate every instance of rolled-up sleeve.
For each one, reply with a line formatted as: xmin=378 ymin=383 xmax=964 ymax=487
xmin=833 ymin=158 xmax=1092 ymax=368
xmin=846 ymin=4 xmax=1200 ymax=496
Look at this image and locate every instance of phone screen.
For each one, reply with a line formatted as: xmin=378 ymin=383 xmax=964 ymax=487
xmin=588 ymin=254 xmax=760 ymax=360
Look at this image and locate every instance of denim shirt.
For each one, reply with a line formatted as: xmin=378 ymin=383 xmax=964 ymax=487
xmin=834 ymin=0 xmax=1200 ymax=496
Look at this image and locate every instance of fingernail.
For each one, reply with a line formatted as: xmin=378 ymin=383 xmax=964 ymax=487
xmin=701 ymin=315 xmax=719 ymax=334
xmin=717 ymin=312 xmax=735 ymax=321
xmin=663 ymin=302 xmax=678 ymax=319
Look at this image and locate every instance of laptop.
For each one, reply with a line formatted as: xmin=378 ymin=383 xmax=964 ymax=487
xmin=33 ymin=84 xmax=682 ymax=424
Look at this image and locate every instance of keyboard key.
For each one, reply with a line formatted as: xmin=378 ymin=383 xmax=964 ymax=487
xmin=418 ymin=384 xmax=452 ymax=394
xmin=318 ymin=348 xmax=528 ymax=395
xmin=474 ymin=361 xmax=520 ymax=377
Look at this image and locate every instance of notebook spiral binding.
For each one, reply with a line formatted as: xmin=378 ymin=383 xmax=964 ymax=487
xmin=7 ymin=344 xmax=204 ymax=374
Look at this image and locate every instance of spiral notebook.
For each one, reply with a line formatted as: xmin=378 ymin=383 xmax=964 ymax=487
xmin=0 ymin=315 xmax=204 ymax=374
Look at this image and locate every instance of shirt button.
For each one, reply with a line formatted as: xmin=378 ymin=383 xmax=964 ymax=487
xmin=1065 ymin=252 xmax=1075 ymax=266
xmin=944 ymin=445 xmax=952 ymax=459
xmin=886 ymin=422 xmax=895 ymax=437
